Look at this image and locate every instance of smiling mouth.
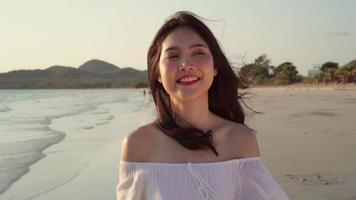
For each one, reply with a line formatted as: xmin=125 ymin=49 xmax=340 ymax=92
xmin=177 ymin=76 xmax=200 ymax=86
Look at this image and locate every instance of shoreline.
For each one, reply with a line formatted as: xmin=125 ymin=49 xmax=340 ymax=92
xmin=242 ymin=83 xmax=356 ymax=91
xmin=0 ymin=92 xmax=154 ymax=200
xmin=0 ymin=96 xmax=122 ymax=195
xmin=1 ymin=83 xmax=355 ymax=91
xmin=0 ymin=129 xmax=66 ymax=195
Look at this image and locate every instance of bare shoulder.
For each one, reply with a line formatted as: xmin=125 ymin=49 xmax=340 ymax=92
xmin=120 ymin=122 xmax=158 ymax=162
xmin=225 ymin=121 xmax=260 ymax=158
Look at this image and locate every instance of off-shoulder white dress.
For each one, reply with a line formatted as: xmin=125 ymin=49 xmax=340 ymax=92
xmin=116 ymin=157 xmax=290 ymax=200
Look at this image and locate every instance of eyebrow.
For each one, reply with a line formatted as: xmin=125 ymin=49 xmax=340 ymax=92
xmin=163 ymin=43 xmax=208 ymax=52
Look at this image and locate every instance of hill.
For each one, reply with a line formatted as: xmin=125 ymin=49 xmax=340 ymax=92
xmin=78 ymin=59 xmax=120 ymax=75
xmin=0 ymin=60 xmax=148 ymax=89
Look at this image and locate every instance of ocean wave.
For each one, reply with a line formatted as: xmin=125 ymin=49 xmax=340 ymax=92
xmin=0 ymin=89 xmax=139 ymax=196
xmin=92 ymin=111 xmax=110 ymax=115
xmin=105 ymin=115 xmax=114 ymax=121
xmin=96 ymin=121 xmax=109 ymax=126
xmin=0 ymin=107 xmax=11 ymax=113
xmin=0 ymin=130 xmax=66 ymax=195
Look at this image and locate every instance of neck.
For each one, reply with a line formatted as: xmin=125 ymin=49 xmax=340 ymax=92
xmin=170 ymin=94 xmax=216 ymax=131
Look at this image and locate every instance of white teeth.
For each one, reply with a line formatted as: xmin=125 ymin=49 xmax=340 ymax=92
xmin=179 ymin=76 xmax=199 ymax=82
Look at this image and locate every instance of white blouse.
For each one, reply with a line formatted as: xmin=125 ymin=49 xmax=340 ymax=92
xmin=116 ymin=157 xmax=290 ymax=200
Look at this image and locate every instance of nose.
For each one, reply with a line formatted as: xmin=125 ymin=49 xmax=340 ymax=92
xmin=179 ymin=60 xmax=194 ymax=71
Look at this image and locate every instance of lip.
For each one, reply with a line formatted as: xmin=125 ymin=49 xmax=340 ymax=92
xmin=177 ymin=75 xmax=201 ymax=82
xmin=177 ymin=77 xmax=200 ymax=86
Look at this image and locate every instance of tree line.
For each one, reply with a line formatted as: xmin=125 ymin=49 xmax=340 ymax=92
xmin=238 ymin=54 xmax=356 ymax=87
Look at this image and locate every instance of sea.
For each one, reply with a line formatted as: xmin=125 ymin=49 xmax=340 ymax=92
xmin=0 ymin=89 xmax=153 ymax=197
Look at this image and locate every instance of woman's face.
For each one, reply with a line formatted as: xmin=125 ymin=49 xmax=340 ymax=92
xmin=158 ymin=27 xmax=217 ymax=103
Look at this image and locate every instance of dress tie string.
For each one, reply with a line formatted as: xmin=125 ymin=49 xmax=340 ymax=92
xmin=186 ymin=163 xmax=216 ymax=200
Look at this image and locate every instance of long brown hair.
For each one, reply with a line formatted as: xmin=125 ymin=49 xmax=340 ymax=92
xmin=147 ymin=11 xmax=254 ymax=156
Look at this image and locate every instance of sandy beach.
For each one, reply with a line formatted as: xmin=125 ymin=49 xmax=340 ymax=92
xmin=0 ymin=86 xmax=355 ymax=200
xmin=244 ymin=86 xmax=356 ymax=200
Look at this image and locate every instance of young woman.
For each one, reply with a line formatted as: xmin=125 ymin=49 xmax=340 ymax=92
xmin=116 ymin=11 xmax=290 ymax=200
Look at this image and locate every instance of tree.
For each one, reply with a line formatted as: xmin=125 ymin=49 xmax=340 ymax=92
xmin=320 ymin=61 xmax=339 ymax=82
xmin=254 ymin=54 xmax=271 ymax=66
xmin=254 ymin=54 xmax=275 ymax=77
xmin=239 ymin=54 xmax=273 ymax=85
xmin=273 ymin=62 xmax=299 ymax=85
xmin=336 ymin=64 xmax=356 ymax=83
xmin=342 ymin=59 xmax=356 ymax=82
xmin=321 ymin=62 xmax=338 ymax=72
xmin=135 ymin=82 xmax=149 ymax=88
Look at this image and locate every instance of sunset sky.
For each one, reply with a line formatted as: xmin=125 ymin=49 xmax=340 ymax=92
xmin=1 ymin=0 xmax=355 ymax=75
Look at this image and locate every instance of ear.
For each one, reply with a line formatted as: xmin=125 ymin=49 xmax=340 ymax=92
xmin=214 ymin=68 xmax=218 ymax=76
xmin=158 ymin=77 xmax=162 ymax=83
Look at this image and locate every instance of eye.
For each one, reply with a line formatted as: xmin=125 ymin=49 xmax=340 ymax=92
xmin=166 ymin=54 xmax=179 ymax=59
xmin=193 ymin=51 xmax=205 ymax=56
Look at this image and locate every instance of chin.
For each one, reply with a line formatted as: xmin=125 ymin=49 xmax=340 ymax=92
xmin=174 ymin=90 xmax=208 ymax=102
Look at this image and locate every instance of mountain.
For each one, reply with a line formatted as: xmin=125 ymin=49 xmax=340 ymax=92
xmin=105 ymin=67 xmax=148 ymax=82
xmin=45 ymin=65 xmax=103 ymax=78
xmin=78 ymin=59 xmax=120 ymax=75
xmin=0 ymin=60 xmax=148 ymax=89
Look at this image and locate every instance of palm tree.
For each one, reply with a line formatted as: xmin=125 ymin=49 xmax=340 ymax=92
xmin=239 ymin=54 xmax=273 ymax=85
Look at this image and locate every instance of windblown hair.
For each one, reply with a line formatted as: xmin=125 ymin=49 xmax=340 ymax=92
xmin=147 ymin=11 xmax=254 ymax=156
